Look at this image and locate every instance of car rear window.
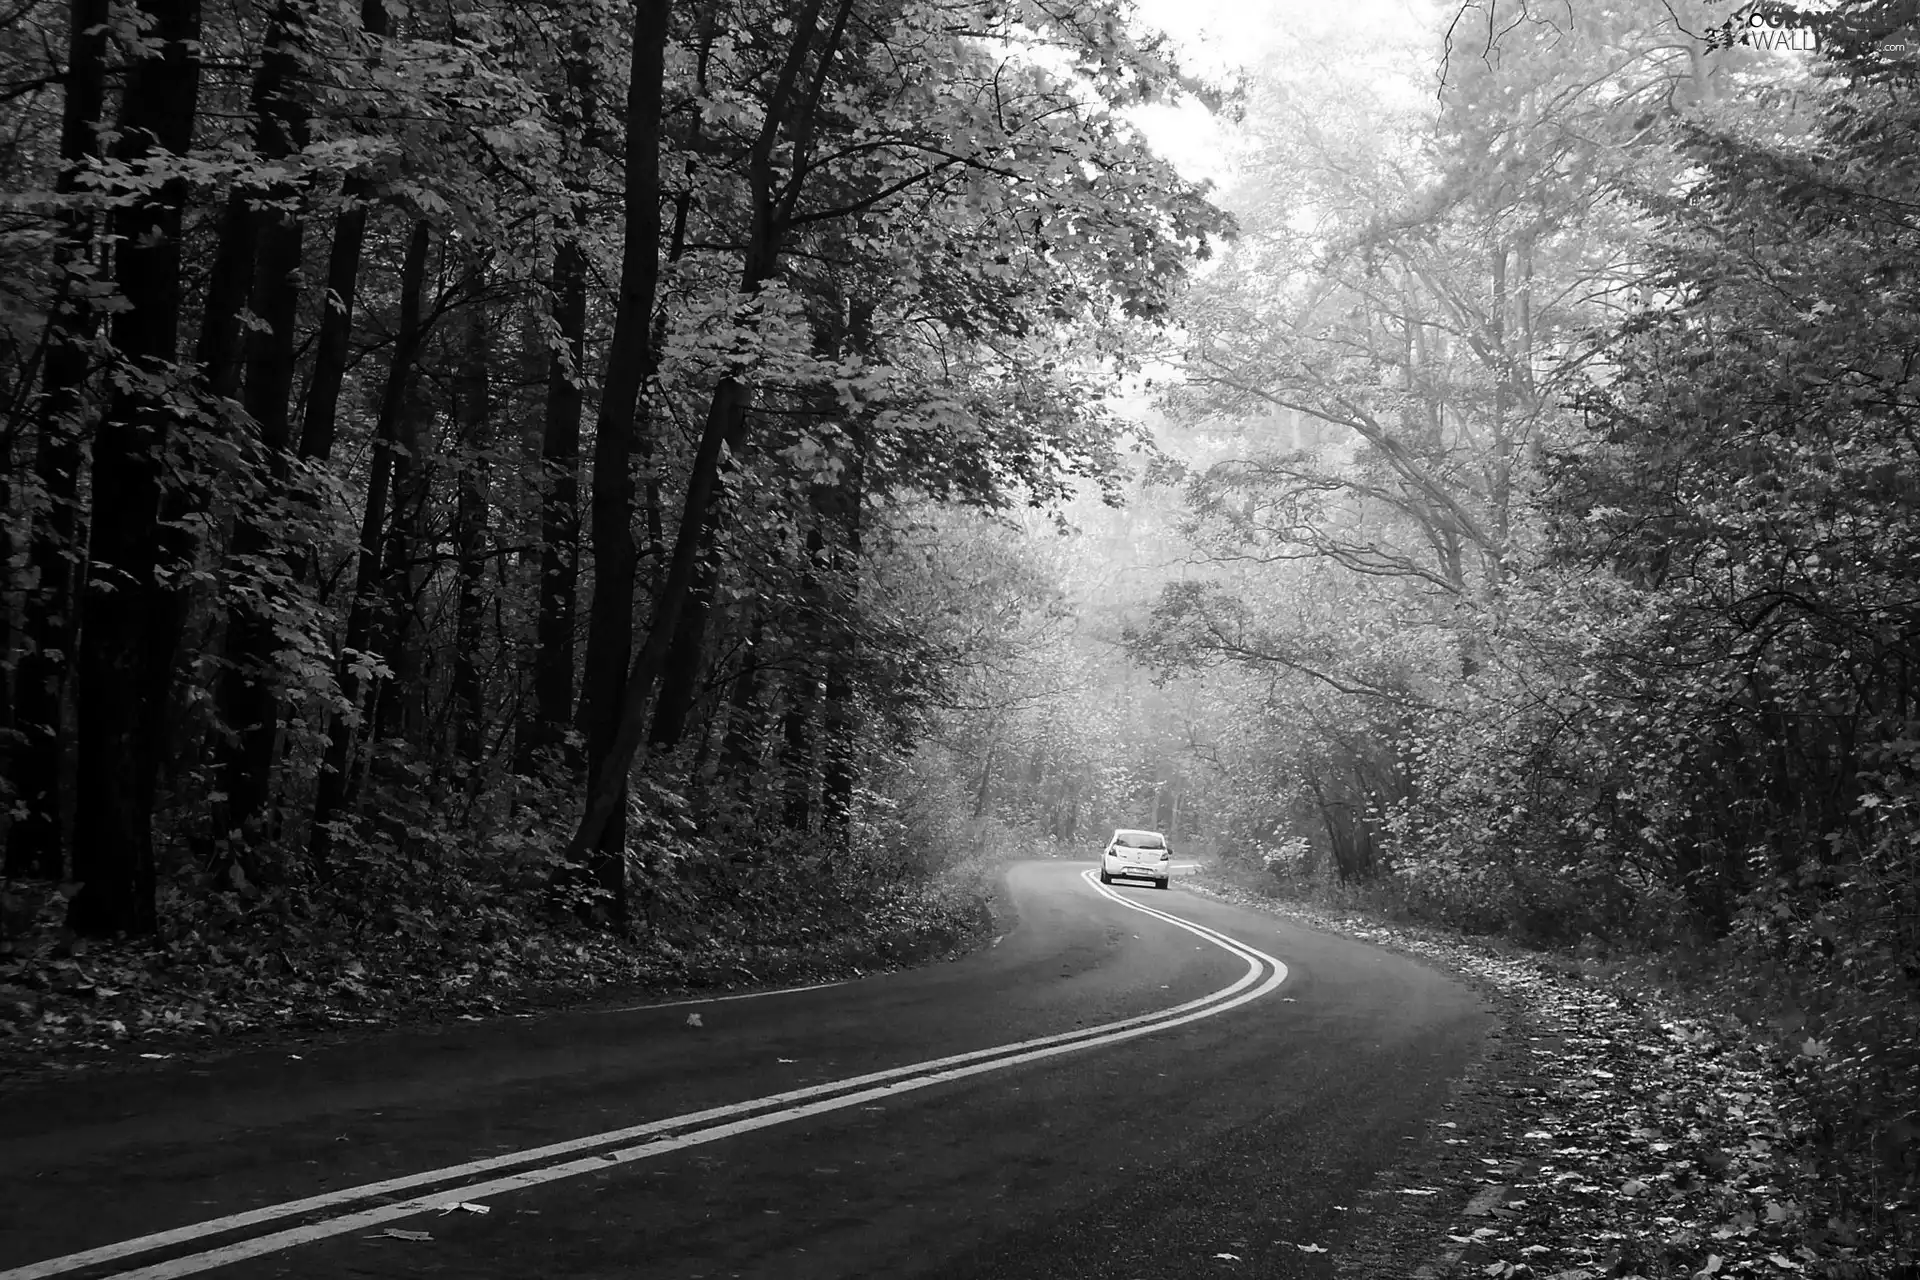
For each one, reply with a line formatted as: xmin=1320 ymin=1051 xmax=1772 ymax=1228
xmin=1114 ymin=832 xmax=1166 ymax=849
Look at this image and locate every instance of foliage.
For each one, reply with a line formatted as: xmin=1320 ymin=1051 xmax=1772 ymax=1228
xmin=1188 ymin=869 xmax=1916 ymax=1276
xmin=1111 ymin=0 xmax=1920 ymax=1224
xmin=0 ymin=0 xmax=1223 ymax=982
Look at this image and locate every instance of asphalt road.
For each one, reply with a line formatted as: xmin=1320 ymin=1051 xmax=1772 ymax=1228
xmin=0 ymin=862 xmax=1490 ymax=1280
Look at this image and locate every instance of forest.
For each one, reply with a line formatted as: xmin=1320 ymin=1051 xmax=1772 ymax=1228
xmin=0 ymin=0 xmax=1916 ymax=1222
xmin=0 ymin=0 xmax=1227 ymax=949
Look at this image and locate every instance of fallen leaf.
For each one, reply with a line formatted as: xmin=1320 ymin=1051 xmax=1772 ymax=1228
xmin=685 ymin=1013 xmax=704 ymax=1028
xmin=436 ymin=1202 xmax=489 ymax=1215
xmin=374 ymin=1229 xmax=432 ymax=1242
xmin=1297 ymin=1243 xmax=1328 ymax=1253
xmin=1212 ymin=1253 xmax=1240 ymax=1262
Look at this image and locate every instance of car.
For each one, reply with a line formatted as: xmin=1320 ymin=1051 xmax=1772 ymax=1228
xmin=1100 ymin=828 xmax=1172 ymax=889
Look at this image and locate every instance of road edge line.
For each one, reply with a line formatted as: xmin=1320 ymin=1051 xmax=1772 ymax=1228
xmin=2 ymin=881 xmax=1284 ymax=1280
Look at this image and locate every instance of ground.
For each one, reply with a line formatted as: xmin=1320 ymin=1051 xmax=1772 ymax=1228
xmin=1180 ymin=871 xmax=1905 ymax=1280
xmin=1 ymin=860 xmax=1910 ymax=1277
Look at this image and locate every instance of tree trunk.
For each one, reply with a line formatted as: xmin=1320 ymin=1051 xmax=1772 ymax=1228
xmin=780 ymin=677 xmax=816 ymax=832
xmin=518 ymin=26 xmax=596 ymax=773
xmin=523 ymin=238 xmax=587 ymax=767
xmin=647 ymin=470 xmax=741 ymax=751
xmin=820 ymin=311 xmax=869 ymax=835
xmin=6 ymin=0 xmax=111 ymax=881
xmin=212 ymin=0 xmax=313 ymax=853
xmin=296 ymin=186 xmax=370 ymax=463
xmin=569 ymin=0 xmax=856 ymax=864
xmin=373 ymin=378 xmax=433 ymax=745
xmin=308 ymin=220 xmax=431 ymax=872
xmin=68 ymin=0 xmax=204 ymax=936
xmin=295 ymin=0 xmax=392 ymax=463
xmin=781 ymin=524 xmax=828 ymax=830
xmin=571 ymin=0 xmax=672 ymax=925
xmin=715 ymin=607 xmax=767 ymax=787
xmin=452 ymin=288 xmax=492 ymax=769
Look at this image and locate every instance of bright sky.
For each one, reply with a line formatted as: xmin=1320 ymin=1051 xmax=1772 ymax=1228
xmin=1127 ymin=0 xmax=1442 ymax=189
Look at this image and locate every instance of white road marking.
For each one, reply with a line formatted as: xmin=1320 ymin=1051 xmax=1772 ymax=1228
xmin=3 ymin=876 xmax=1286 ymax=1280
xmin=599 ymin=979 xmax=848 ymax=1014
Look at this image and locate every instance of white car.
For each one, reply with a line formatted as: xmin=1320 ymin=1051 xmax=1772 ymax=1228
xmin=1100 ymin=828 xmax=1172 ymax=889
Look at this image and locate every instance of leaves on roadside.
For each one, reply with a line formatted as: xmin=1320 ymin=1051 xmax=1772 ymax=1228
xmin=1187 ymin=876 xmax=1907 ymax=1279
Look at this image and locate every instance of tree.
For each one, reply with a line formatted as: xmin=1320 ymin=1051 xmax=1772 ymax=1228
xmin=68 ymin=0 xmax=205 ymax=934
xmin=0 ymin=0 xmax=1224 ymax=942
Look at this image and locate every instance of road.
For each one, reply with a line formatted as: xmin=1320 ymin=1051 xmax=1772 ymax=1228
xmin=0 ymin=862 xmax=1489 ymax=1280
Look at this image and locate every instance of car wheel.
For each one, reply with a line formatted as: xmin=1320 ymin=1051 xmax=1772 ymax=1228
xmin=1099 ymin=869 xmax=1112 ymax=884
xmin=1156 ymin=878 xmax=1169 ymax=890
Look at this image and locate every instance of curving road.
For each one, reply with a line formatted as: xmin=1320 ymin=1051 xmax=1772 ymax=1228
xmin=0 ymin=862 xmax=1489 ymax=1280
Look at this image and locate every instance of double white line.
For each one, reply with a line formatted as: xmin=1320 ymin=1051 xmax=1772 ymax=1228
xmin=4 ymin=873 xmax=1286 ymax=1280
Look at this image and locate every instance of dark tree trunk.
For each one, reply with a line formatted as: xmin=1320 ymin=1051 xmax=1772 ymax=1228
xmin=212 ymin=0 xmax=313 ymax=853
xmin=196 ymin=201 xmax=256 ymax=403
xmin=452 ymin=289 xmax=492 ymax=769
xmin=819 ymin=309 xmax=869 ymax=835
xmin=715 ymin=607 xmax=767 ymax=786
xmin=781 ymin=525 xmax=829 ymax=831
xmin=568 ymin=0 xmax=858 ymax=865
xmin=373 ymin=380 xmax=433 ymax=745
xmin=820 ymin=576 xmax=860 ymax=833
xmin=296 ymin=185 xmax=370 ymax=463
xmin=308 ymin=220 xmax=430 ymax=872
xmin=647 ymin=0 xmax=851 ymax=757
xmin=523 ymin=236 xmax=586 ymax=767
xmin=68 ymin=0 xmax=203 ymax=936
xmin=647 ymin=472 xmax=739 ymax=751
xmin=296 ymin=0 xmax=392 ymax=462
xmin=518 ymin=27 xmax=595 ymax=773
xmin=6 ymin=0 xmax=111 ymax=881
xmin=780 ymin=685 xmax=816 ymax=831
xmin=571 ymin=0 xmax=672 ymax=925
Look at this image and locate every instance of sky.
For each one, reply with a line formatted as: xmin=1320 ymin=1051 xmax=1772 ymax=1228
xmin=1126 ymin=0 xmax=1439 ymax=189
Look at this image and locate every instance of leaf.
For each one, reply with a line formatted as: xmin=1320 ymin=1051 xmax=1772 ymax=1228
xmin=1296 ymin=1242 xmax=1328 ymax=1252
xmin=374 ymin=1229 xmax=433 ymax=1242
xmin=685 ymin=1012 xmax=704 ymax=1028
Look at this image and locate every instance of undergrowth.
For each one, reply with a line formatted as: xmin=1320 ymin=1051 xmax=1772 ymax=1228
xmin=1199 ymin=859 xmax=1920 ymax=1277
